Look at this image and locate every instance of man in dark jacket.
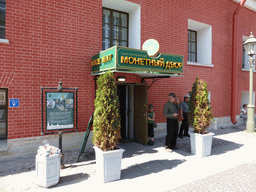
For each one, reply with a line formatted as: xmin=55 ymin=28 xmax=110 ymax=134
xmin=163 ymin=93 xmax=180 ymax=151
xmin=179 ymin=95 xmax=190 ymax=138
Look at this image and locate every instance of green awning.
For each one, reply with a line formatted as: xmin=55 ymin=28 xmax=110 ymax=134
xmin=91 ymin=46 xmax=183 ymax=76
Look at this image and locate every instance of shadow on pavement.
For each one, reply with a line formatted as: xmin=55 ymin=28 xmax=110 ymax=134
xmin=156 ymin=135 xmax=243 ymax=157
xmin=121 ymin=159 xmax=186 ymax=180
xmin=0 ymin=154 xmax=36 ymax=177
xmin=181 ymin=137 xmax=242 ymax=155
xmin=211 ymin=125 xmax=246 ymax=136
xmin=211 ymin=141 xmax=243 ymax=156
xmin=75 ymin=150 xmax=95 ymax=163
xmin=119 ymin=142 xmax=159 ymax=159
xmin=49 ymin=173 xmax=90 ymax=188
xmin=0 ymin=150 xmax=95 ymax=177
xmin=64 ymin=161 xmax=95 ymax=169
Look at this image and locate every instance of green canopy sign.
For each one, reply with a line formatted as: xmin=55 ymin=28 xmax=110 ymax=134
xmin=91 ymin=46 xmax=183 ymax=76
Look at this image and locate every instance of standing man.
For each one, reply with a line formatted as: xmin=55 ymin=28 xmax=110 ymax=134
xmin=163 ymin=93 xmax=180 ymax=151
xmin=179 ymin=95 xmax=190 ymax=138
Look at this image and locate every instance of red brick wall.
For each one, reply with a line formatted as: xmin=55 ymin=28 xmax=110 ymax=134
xmin=1 ymin=0 xmax=256 ymax=139
xmin=1 ymin=0 xmax=103 ymax=139
xmin=145 ymin=0 xmax=256 ymax=123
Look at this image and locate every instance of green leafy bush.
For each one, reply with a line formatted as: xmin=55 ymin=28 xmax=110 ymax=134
xmin=188 ymin=77 xmax=214 ymax=134
xmin=92 ymin=71 xmax=121 ymax=151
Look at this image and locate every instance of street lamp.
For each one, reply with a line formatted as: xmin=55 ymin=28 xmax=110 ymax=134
xmin=243 ymin=32 xmax=256 ymax=132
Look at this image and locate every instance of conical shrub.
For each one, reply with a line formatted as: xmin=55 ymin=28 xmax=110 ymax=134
xmin=92 ymin=71 xmax=121 ymax=151
xmin=188 ymin=77 xmax=214 ymax=134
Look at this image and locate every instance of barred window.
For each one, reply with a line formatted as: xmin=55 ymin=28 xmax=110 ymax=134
xmin=0 ymin=0 xmax=6 ymax=39
xmin=188 ymin=30 xmax=197 ymax=62
xmin=102 ymin=8 xmax=128 ymax=50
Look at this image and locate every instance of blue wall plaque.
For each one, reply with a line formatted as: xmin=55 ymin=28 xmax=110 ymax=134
xmin=10 ymin=99 xmax=19 ymax=107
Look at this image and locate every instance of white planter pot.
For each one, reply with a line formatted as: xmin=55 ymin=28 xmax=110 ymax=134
xmin=93 ymin=146 xmax=125 ymax=183
xmin=190 ymin=132 xmax=214 ymax=157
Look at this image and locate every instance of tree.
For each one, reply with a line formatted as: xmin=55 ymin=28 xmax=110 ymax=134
xmin=92 ymin=71 xmax=121 ymax=151
xmin=188 ymin=77 xmax=214 ymax=134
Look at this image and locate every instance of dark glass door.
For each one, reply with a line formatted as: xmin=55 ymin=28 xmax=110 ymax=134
xmin=0 ymin=89 xmax=7 ymax=139
xmin=118 ymin=85 xmax=128 ymax=139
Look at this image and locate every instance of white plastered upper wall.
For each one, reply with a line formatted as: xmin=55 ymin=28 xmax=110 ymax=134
xmin=233 ymin=0 xmax=256 ymax=12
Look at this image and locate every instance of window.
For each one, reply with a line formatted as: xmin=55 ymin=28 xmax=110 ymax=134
xmin=188 ymin=19 xmax=212 ymax=66
xmin=102 ymin=8 xmax=128 ymax=50
xmin=188 ymin=30 xmax=197 ymax=62
xmin=102 ymin=0 xmax=140 ymax=50
xmin=0 ymin=0 xmax=6 ymax=39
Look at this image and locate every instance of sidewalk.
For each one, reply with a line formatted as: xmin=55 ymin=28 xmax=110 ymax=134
xmin=1 ymin=125 xmax=256 ymax=192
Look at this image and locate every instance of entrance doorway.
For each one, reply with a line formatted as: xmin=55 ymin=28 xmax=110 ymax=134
xmin=0 ymin=88 xmax=8 ymax=151
xmin=117 ymin=84 xmax=148 ymax=145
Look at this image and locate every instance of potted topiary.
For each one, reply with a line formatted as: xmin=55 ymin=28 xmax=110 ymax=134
xmin=188 ymin=77 xmax=214 ymax=157
xmin=92 ymin=71 xmax=124 ymax=183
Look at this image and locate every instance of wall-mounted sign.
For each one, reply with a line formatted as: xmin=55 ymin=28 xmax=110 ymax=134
xmin=46 ymin=92 xmax=74 ymax=130
xmin=10 ymin=99 xmax=19 ymax=107
xmin=142 ymin=39 xmax=160 ymax=57
xmin=91 ymin=45 xmax=183 ymax=76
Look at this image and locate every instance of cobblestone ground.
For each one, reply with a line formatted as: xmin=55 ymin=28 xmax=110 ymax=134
xmin=169 ymin=162 xmax=256 ymax=192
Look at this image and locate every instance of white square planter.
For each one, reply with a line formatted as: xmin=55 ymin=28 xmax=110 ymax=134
xmin=93 ymin=146 xmax=125 ymax=183
xmin=190 ymin=132 xmax=214 ymax=157
xmin=35 ymin=154 xmax=60 ymax=187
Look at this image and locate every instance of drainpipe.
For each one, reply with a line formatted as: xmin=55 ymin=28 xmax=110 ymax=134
xmin=231 ymin=0 xmax=246 ymax=124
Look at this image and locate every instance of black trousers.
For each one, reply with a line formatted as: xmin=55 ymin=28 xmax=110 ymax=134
xmin=165 ymin=118 xmax=178 ymax=147
xmin=148 ymin=123 xmax=154 ymax=138
xmin=179 ymin=113 xmax=189 ymax=136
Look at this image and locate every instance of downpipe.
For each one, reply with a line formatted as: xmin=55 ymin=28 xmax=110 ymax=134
xmin=231 ymin=0 xmax=246 ymax=124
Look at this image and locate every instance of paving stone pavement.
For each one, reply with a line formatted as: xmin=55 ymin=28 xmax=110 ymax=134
xmin=1 ymin=125 xmax=256 ymax=192
xmin=169 ymin=162 xmax=256 ymax=192
xmin=0 ymin=125 xmax=249 ymax=177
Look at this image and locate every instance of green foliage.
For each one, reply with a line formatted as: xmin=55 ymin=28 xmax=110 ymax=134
xmin=188 ymin=77 xmax=214 ymax=134
xmin=92 ymin=71 xmax=121 ymax=151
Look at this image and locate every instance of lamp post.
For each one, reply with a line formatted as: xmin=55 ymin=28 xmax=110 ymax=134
xmin=243 ymin=32 xmax=256 ymax=132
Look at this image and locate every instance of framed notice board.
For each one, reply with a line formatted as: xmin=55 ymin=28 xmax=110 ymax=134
xmin=41 ymin=87 xmax=78 ymax=135
xmin=46 ymin=92 xmax=74 ymax=130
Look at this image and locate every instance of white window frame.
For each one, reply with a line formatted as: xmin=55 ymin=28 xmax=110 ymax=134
xmin=187 ymin=19 xmax=213 ymax=67
xmin=102 ymin=0 xmax=140 ymax=50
